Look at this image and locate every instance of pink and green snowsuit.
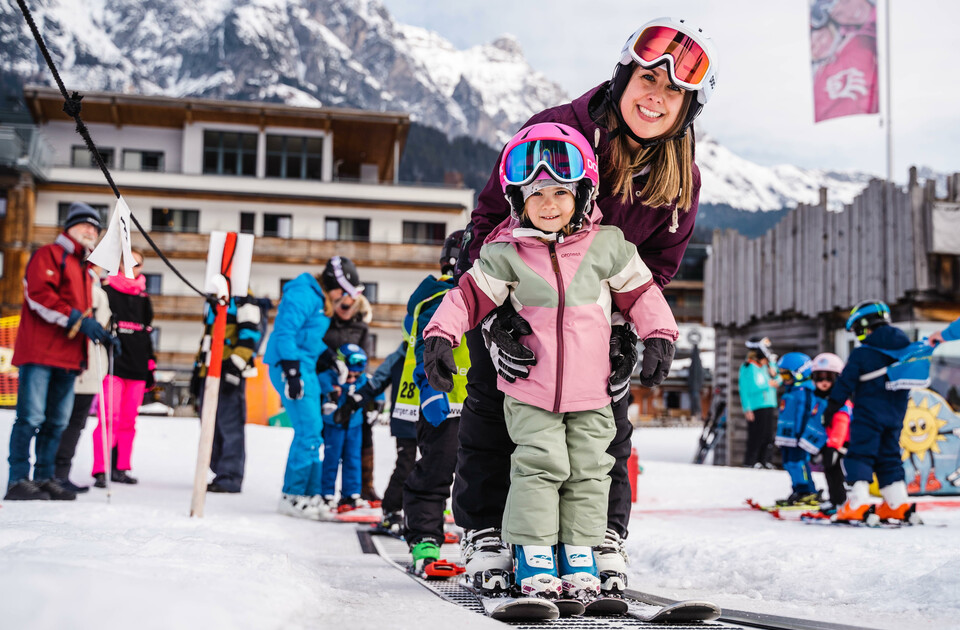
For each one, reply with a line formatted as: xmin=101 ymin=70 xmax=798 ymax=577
xmin=424 ymin=206 xmax=678 ymax=546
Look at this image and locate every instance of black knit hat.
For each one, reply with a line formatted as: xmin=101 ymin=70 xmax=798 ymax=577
xmin=64 ymin=202 xmax=102 ymax=232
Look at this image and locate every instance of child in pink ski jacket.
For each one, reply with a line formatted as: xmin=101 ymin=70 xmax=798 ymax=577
xmin=422 ymin=123 xmax=678 ymax=601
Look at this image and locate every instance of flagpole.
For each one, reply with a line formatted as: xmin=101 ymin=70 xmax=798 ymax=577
xmin=885 ymin=0 xmax=893 ymax=183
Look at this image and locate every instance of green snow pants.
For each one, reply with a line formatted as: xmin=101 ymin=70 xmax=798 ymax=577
xmin=501 ymin=395 xmax=615 ymax=547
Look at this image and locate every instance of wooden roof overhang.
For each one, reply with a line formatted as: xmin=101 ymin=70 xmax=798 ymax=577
xmin=23 ymin=86 xmax=410 ymax=180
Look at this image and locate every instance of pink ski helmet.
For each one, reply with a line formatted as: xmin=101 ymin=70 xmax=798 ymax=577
xmin=499 ymin=122 xmax=599 ymax=230
xmin=811 ymin=352 xmax=844 ymax=374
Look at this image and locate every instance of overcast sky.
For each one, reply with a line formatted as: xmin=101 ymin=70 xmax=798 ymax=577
xmin=379 ymin=0 xmax=960 ymax=182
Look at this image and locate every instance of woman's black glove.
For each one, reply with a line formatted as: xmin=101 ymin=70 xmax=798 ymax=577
xmin=279 ymin=359 xmax=303 ymax=400
xmin=608 ymin=324 xmax=639 ymax=401
xmin=481 ymin=302 xmax=537 ymax=382
xmin=424 ymin=336 xmax=457 ymax=393
xmin=638 ymin=338 xmax=675 ymax=387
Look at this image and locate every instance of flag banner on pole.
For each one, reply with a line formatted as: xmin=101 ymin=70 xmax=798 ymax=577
xmin=88 ymin=196 xmax=136 ymax=278
xmin=810 ymin=0 xmax=879 ymax=122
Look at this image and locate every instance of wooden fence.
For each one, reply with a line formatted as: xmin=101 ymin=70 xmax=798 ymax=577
xmin=704 ymin=170 xmax=960 ymax=328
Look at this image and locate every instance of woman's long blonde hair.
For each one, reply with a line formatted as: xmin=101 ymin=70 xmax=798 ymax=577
xmin=603 ymin=90 xmax=695 ymax=211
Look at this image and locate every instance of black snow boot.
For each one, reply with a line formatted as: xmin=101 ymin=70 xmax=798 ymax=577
xmin=38 ymin=478 xmax=77 ymax=501
xmin=4 ymin=480 xmax=51 ymax=501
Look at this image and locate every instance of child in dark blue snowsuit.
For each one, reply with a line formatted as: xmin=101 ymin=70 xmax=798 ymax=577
xmin=827 ymin=301 xmax=917 ymax=523
xmin=320 ymin=344 xmax=381 ymax=510
xmin=774 ymin=352 xmax=819 ymax=506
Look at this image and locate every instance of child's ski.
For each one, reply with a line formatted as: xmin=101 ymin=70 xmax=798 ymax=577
xmin=626 ymin=599 xmax=722 ymax=623
xmin=474 ymin=592 xmax=560 ymax=621
xmin=554 ymin=598 xmax=586 ymax=617
xmin=583 ymin=596 xmax=629 ymax=616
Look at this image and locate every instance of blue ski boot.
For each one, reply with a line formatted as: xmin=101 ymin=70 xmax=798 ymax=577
xmin=557 ymin=543 xmax=601 ymax=600
xmin=513 ymin=545 xmax=562 ymax=599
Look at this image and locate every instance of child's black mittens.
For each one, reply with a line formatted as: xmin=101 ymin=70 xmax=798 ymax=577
xmin=424 ymin=336 xmax=457 ymax=393
xmin=481 ymin=303 xmax=537 ymax=383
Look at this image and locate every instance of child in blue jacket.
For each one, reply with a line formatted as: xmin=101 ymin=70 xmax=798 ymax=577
xmin=320 ymin=343 xmax=381 ymax=512
xmin=828 ymin=301 xmax=921 ymax=524
xmin=774 ymin=352 xmax=820 ymax=506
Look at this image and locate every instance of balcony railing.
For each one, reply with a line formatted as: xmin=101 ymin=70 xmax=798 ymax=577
xmin=33 ymin=226 xmax=444 ymax=269
xmin=151 ymin=294 xmax=406 ymax=324
xmin=0 ymin=125 xmax=52 ymax=179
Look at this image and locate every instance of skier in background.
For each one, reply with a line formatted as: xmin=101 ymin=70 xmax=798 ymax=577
xmin=396 ymin=230 xmax=470 ymax=577
xmin=264 ymin=259 xmax=363 ymax=520
xmin=739 ymin=336 xmax=780 ymax=468
xmin=191 ymin=293 xmax=268 ymax=493
xmin=316 ymin=257 xmax=380 ymax=506
xmin=93 ymin=249 xmax=154 ymax=488
xmin=318 ymin=343 xmax=379 ymax=512
xmin=829 ymin=301 xmax=920 ymax=523
xmin=336 ymin=315 xmax=414 ymax=534
xmin=802 ymin=353 xmax=852 ymax=516
xmin=773 ymin=352 xmax=820 ymax=507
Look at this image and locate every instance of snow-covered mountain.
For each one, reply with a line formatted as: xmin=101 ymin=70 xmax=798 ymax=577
xmin=2 ymin=0 xmax=932 ymax=212
xmin=694 ymin=129 xmax=877 ymax=211
xmin=0 ymin=0 xmax=566 ymax=147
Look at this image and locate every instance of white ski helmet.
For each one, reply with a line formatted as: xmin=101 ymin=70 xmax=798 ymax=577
xmin=608 ymin=17 xmax=719 ymax=146
xmin=811 ymin=353 xmax=844 ymax=374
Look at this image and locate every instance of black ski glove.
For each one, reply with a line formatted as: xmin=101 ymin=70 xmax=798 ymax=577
xmin=481 ymin=302 xmax=537 ymax=383
xmin=279 ymin=359 xmax=303 ymax=401
xmin=336 ymin=391 xmax=365 ymax=426
xmin=424 ymin=336 xmax=457 ymax=393
xmin=822 ymin=399 xmax=842 ymax=430
xmin=638 ymin=338 xmax=675 ymax=387
xmin=821 ymin=446 xmax=840 ymax=468
xmin=608 ymin=324 xmax=639 ymax=401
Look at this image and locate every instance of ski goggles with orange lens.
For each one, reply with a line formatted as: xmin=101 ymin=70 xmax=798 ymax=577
xmin=630 ymin=25 xmax=711 ymax=89
xmin=502 ymin=139 xmax=586 ymax=187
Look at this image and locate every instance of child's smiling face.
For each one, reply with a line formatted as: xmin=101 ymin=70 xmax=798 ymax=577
xmin=524 ymin=185 xmax=576 ymax=233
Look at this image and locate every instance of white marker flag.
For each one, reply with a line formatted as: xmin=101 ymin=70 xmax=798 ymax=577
xmin=88 ymin=196 xmax=136 ymax=279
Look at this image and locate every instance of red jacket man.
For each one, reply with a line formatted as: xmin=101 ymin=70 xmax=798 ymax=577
xmin=5 ymin=202 xmax=117 ymax=502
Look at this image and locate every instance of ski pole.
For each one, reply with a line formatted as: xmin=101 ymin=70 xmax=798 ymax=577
xmin=94 ymin=340 xmax=111 ymax=503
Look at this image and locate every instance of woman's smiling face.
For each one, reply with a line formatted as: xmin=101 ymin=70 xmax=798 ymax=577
xmin=619 ymin=64 xmax=686 ymax=143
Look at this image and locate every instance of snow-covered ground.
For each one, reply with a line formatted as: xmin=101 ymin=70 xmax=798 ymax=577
xmin=1 ymin=411 xmax=958 ymax=630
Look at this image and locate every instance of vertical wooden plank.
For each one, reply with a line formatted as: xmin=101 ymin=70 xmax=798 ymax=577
xmin=849 ymin=195 xmax=861 ymax=306
xmin=899 ymin=187 xmax=915 ymax=295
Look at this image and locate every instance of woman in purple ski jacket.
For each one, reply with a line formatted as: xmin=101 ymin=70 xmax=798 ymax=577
xmin=453 ymin=17 xmax=719 ymax=595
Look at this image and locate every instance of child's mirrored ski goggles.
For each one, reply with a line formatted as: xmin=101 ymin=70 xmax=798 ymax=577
xmin=502 ymin=139 xmax=585 ymax=187
xmin=630 ymin=25 xmax=711 ymax=90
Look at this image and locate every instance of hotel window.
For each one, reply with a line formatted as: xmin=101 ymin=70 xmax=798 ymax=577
xmin=240 ymin=212 xmax=256 ymax=235
xmin=57 ymin=202 xmax=109 ymax=228
xmin=402 ymin=221 xmax=446 ymax=245
xmin=325 ymin=217 xmax=370 ymax=242
xmin=263 ymin=213 xmax=292 ymax=238
xmin=265 ymin=135 xmax=323 ymax=180
xmin=362 ymin=282 xmax=378 ymax=304
xmin=279 ymin=278 xmax=294 ymax=298
xmin=151 ymin=207 xmax=199 ymax=233
xmin=122 ymin=149 xmax=164 ymax=172
xmin=143 ymin=273 xmax=162 ymax=295
xmin=202 ymin=130 xmax=257 ymax=176
xmin=71 ymin=145 xmax=114 ymax=168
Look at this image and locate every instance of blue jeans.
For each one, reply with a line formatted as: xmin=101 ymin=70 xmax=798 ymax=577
xmin=269 ymin=364 xmax=324 ymax=496
xmin=8 ymin=364 xmax=76 ymax=485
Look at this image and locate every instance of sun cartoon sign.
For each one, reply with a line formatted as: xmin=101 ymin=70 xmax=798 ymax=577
xmin=901 ymin=389 xmax=960 ymax=496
